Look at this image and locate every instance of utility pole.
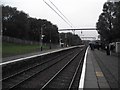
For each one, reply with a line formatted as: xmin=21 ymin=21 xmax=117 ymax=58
xmin=40 ymin=25 xmax=44 ymax=51
xmin=49 ymin=28 xmax=51 ymax=49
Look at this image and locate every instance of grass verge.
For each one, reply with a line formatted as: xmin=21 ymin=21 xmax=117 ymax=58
xmin=2 ymin=42 xmax=49 ymax=58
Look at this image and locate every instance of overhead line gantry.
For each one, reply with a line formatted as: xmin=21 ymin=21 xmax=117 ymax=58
xmin=58 ymin=28 xmax=97 ymax=31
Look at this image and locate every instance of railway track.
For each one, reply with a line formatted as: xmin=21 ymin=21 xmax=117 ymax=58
xmin=2 ymin=48 xmax=75 ymax=79
xmin=40 ymin=48 xmax=85 ymax=90
xmin=2 ymin=46 xmax=86 ymax=89
xmin=2 ymin=49 xmax=73 ymax=81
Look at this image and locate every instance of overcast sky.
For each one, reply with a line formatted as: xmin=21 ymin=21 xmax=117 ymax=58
xmin=1 ymin=0 xmax=107 ymax=40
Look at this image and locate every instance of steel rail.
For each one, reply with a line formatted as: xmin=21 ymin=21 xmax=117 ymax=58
xmin=7 ymin=51 xmax=75 ymax=90
xmin=68 ymin=51 xmax=84 ymax=90
xmin=40 ymin=49 xmax=83 ymax=90
xmin=1 ymin=53 xmax=63 ymax=82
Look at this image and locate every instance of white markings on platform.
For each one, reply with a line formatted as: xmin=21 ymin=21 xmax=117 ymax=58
xmin=0 ymin=45 xmax=85 ymax=66
xmin=79 ymin=47 xmax=89 ymax=89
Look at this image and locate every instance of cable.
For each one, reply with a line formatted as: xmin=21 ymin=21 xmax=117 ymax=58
xmin=43 ymin=0 xmax=73 ymax=28
xmin=49 ymin=0 xmax=74 ymax=28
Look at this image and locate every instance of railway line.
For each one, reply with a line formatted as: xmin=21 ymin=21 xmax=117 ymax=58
xmin=2 ymin=46 xmax=86 ymax=89
xmin=40 ymin=48 xmax=85 ymax=90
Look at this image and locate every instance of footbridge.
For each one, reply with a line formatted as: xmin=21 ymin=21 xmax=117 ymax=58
xmin=58 ymin=28 xmax=97 ymax=31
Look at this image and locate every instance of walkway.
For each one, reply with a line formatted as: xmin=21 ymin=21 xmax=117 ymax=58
xmin=84 ymin=47 xmax=118 ymax=89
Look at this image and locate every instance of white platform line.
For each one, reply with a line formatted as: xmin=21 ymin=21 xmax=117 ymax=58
xmin=78 ymin=47 xmax=89 ymax=90
xmin=1 ymin=46 xmax=84 ymax=66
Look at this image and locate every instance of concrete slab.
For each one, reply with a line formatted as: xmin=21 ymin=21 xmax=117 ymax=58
xmin=84 ymin=48 xmax=99 ymax=88
xmin=84 ymin=48 xmax=110 ymax=89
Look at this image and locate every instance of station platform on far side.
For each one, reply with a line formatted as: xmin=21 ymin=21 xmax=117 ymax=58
xmin=2 ymin=48 xmax=60 ymax=63
xmin=2 ymin=45 xmax=84 ymax=65
xmin=83 ymin=47 xmax=118 ymax=89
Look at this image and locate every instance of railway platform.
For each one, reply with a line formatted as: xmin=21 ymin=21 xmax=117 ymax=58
xmin=2 ymin=48 xmax=60 ymax=63
xmin=83 ymin=47 xmax=118 ymax=89
xmin=1 ymin=46 xmax=81 ymax=65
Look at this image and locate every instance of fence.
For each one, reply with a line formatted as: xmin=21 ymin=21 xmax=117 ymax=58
xmin=2 ymin=36 xmax=39 ymax=45
xmin=2 ymin=36 xmax=60 ymax=48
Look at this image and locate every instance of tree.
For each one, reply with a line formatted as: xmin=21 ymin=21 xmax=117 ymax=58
xmin=96 ymin=1 xmax=120 ymax=42
xmin=59 ymin=32 xmax=82 ymax=46
xmin=2 ymin=5 xmax=59 ymax=44
xmin=2 ymin=5 xmax=29 ymax=40
xmin=112 ymin=2 xmax=120 ymax=40
xmin=28 ymin=18 xmax=40 ymax=41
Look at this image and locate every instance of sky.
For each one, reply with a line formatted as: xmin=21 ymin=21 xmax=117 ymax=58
xmin=1 ymin=0 xmax=107 ymax=40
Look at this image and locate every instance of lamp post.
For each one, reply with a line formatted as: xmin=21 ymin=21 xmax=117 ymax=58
xmin=40 ymin=26 xmax=43 ymax=51
xmin=49 ymin=28 xmax=51 ymax=49
xmin=40 ymin=24 xmax=45 ymax=51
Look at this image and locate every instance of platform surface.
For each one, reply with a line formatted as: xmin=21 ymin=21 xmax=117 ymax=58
xmin=84 ymin=48 xmax=118 ymax=89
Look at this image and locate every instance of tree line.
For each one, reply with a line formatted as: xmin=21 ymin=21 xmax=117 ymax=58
xmin=59 ymin=33 xmax=82 ymax=46
xmin=2 ymin=5 xmax=59 ymax=44
xmin=2 ymin=5 xmax=82 ymax=45
xmin=96 ymin=1 xmax=120 ymax=43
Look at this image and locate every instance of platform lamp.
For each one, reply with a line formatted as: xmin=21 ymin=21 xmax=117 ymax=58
xmin=40 ymin=24 xmax=45 ymax=51
xmin=49 ymin=27 xmax=52 ymax=49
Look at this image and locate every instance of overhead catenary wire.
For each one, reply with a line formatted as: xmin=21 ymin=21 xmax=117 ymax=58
xmin=43 ymin=0 xmax=73 ymax=28
xmin=49 ymin=0 xmax=74 ymax=28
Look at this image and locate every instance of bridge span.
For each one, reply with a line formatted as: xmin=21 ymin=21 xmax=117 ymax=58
xmin=58 ymin=28 xmax=97 ymax=31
